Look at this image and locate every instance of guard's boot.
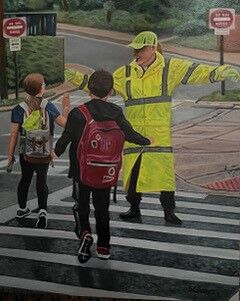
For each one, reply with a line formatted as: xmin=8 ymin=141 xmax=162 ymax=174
xmin=119 ymin=206 xmax=141 ymax=219
xmin=164 ymin=210 xmax=182 ymax=225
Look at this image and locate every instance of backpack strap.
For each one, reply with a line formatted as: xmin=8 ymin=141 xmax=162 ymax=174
xmin=78 ymin=104 xmax=93 ymax=124
xmin=40 ymin=99 xmax=48 ymax=128
xmin=19 ymin=102 xmax=30 ymax=118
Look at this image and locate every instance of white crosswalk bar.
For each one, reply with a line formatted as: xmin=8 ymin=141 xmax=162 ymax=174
xmin=0 ymin=247 xmax=237 ymax=286
xmin=2 ymin=225 xmax=238 ymax=261
xmin=111 ymin=194 xmax=239 ymax=213
xmin=37 ymin=213 xmax=240 ymax=241
xmin=0 ymin=275 xmax=166 ymax=300
xmin=1 ymin=219 xmax=239 ymax=242
xmin=50 ymin=200 xmax=240 ymax=226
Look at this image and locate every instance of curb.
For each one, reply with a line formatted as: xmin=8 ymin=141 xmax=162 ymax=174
xmin=57 ymin=23 xmax=240 ymax=68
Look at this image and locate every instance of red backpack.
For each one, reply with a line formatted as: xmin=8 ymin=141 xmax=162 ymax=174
xmin=77 ymin=104 xmax=125 ymax=188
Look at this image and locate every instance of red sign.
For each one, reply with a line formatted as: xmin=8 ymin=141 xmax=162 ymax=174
xmin=209 ymin=8 xmax=235 ymax=29
xmin=3 ymin=17 xmax=27 ymax=38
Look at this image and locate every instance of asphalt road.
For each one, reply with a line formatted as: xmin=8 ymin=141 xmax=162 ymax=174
xmin=62 ymin=33 xmax=239 ymax=102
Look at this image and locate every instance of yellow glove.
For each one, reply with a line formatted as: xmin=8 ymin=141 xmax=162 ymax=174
xmin=221 ymin=68 xmax=240 ymax=82
xmin=64 ymin=69 xmax=76 ymax=82
xmin=64 ymin=68 xmax=85 ymax=87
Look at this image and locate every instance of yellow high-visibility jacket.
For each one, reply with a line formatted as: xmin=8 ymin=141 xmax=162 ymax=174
xmin=67 ymin=52 xmax=228 ymax=192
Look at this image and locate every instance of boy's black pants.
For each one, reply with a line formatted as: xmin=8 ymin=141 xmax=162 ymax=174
xmin=74 ymin=180 xmax=111 ymax=248
xmin=126 ymin=155 xmax=175 ymax=211
xmin=18 ymin=155 xmax=49 ymax=211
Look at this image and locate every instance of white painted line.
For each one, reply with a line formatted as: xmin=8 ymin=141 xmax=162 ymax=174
xmin=0 ymin=247 xmax=237 ymax=286
xmin=53 ymin=200 xmax=240 ymax=226
xmin=2 ymin=207 xmax=240 ymax=241
xmin=175 ymin=191 xmax=207 ymax=199
xmin=2 ymin=225 xmax=238 ymax=261
xmin=228 ymin=292 xmax=239 ymax=301
xmin=0 ymin=275 xmax=166 ymax=300
xmin=115 ymin=194 xmax=240 ymax=213
xmin=0 ymin=159 xmax=9 ymax=168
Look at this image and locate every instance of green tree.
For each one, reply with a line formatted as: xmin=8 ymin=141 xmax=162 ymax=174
xmin=131 ymin=0 xmax=169 ymax=22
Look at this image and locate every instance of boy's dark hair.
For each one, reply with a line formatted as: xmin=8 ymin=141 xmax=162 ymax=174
xmin=88 ymin=70 xmax=113 ymax=98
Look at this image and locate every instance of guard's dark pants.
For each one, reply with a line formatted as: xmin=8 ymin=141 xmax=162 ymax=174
xmin=74 ymin=180 xmax=111 ymax=248
xmin=126 ymin=155 xmax=175 ymax=211
xmin=18 ymin=155 xmax=49 ymax=211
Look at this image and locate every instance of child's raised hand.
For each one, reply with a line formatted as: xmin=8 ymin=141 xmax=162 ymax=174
xmin=62 ymin=93 xmax=70 ymax=117
xmin=62 ymin=93 xmax=70 ymax=108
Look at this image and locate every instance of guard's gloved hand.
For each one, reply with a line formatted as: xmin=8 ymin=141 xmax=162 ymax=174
xmin=64 ymin=69 xmax=76 ymax=82
xmin=64 ymin=68 xmax=85 ymax=87
xmin=221 ymin=68 xmax=240 ymax=82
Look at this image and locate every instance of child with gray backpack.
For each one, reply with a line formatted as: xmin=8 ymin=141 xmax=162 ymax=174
xmin=7 ymin=73 xmax=69 ymax=228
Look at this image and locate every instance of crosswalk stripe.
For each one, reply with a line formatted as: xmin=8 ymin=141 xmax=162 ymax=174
xmin=0 ymin=275 xmax=167 ymax=300
xmin=0 ymin=247 xmax=237 ymax=286
xmin=0 ymin=184 xmax=239 ymax=299
xmin=229 ymin=292 xmax=240 ymax=301
xmin=50 ymin=200 xmax=240 ymax=226
xmin=114 ymin=194 xmax=240 ymax=213
xmin=0 ymin=159 xmax=9 ymax=168
xmin=2 ymin=223 xmax=238 ymax=261
xmin=1 ymin=220 xmax=239 ymax=241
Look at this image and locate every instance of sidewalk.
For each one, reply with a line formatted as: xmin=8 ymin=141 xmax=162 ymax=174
xmin=57 ymin=23 xmax=240 ymax=67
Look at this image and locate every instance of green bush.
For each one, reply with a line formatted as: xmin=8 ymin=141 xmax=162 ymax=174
xmin=23 ymin=0 xmax=52 ymax=11
xmin=157 ymin=18 xmax=182 ymax=30
xmin=82 ymin=0 xmax=104 ymax=10
xmin=174 ymin=20 xmax=209 ymax=36
xmin=6 ymin=36 xmax=64 ymax=89
xmin=131 ymin=0 xmax=168 ymax=22
xmin=57 ymin=9 xmax=153 ymax=32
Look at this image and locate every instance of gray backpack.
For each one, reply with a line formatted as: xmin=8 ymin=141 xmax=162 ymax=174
xmin=20 ymin=100 xmax=52 ymax=164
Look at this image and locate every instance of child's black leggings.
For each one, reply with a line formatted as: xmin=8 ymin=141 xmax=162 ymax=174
xmin=18 ymin=155 xmax=49 ymax=211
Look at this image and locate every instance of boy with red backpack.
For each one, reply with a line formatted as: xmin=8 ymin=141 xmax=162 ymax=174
xmin=54 ymin=70 xmax=150 ymax=263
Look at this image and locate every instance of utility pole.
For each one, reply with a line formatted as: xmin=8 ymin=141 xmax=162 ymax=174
xmin=0 ymin=0 xmax=8 ymax=99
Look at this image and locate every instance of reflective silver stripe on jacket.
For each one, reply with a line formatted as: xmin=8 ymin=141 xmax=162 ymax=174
xmin=79 ymin=74 xmax=88 ymax=90
xmin=125 ymin=95 xmax=172 ymax=107
xmin=125 ymin=65 xmax=132 ymax=99
xmin=181 ymin=63 xmax=199 ymax=84
xmin=209 ymin=68 xmax=218 ymax=83
xmin=124 ymin=146 xmax=173 ymax=155
xmin=162 ymin=58 xmax=170 ymax=97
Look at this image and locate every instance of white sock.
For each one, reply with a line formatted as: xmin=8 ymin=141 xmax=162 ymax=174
xmin=39 ymin=209 xmax=47 ymax=215
xmin=19 ymin=206 xmax=27 ymax=211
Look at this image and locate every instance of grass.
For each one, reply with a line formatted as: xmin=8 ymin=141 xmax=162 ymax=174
xmin=166 ymin=32 xmax=216 ymax=51
xmin=198 ymin=90 xmax=240 ymax=102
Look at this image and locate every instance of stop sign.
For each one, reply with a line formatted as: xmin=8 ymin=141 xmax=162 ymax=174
xmin=3 ymin=17 xmax=27 ymax=38
xmin=209 ymin=8 xmax=235 ymax=29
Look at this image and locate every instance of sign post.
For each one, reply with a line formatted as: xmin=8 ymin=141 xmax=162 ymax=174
xmin=3 ymin=17 xmax=26 ymax=99
xmin=0 ymin=2 xmax=8 ymax=100
xmin=209 ymin=8 xmax=235 ymax=96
